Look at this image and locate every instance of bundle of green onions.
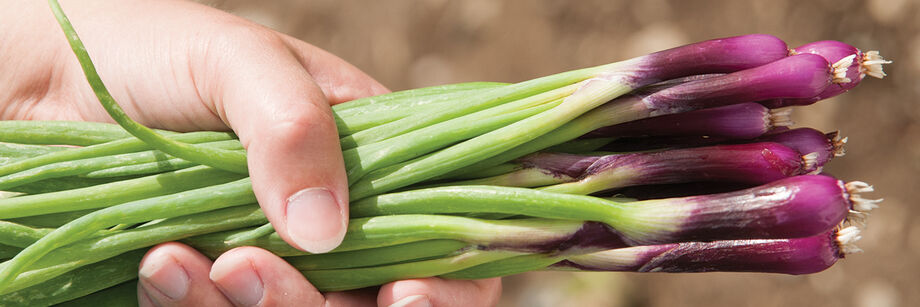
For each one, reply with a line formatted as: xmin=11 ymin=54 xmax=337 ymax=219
xmin=0 ymin=1 xmax=890 ymax=305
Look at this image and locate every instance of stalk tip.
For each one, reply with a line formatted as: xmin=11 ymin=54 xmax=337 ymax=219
xmin=851 ymin=195 xmax=883 ymax=212
xmin=802 ymin=152 xmax=819 ymax=173
xmin=845 ymin=181 xmax=873 ymax=193
xmin=844 ymin=181 xmax=882 ymax=224
xmin=847 ymin=209 xmax=869 ymax=227
xmin=831 ymin=54 xmax=857 ymax=83
xmin=835 ymin=226 xmax=863 ymax=255
xmin=827 ymin=131 xmax=847 ymax=157
xmin=860 ymin=51 xmax=892 ymax=79
xmin=768 ymin=108 xmax=794 ymax=128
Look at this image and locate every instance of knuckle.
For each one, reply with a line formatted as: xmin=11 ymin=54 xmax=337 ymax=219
xmin=274 ymin=106 xmax=335 ymax=137
xmin=203 ymin=21 xmax=286 ymax=55
xmin=258 ymin=113 xmax=336 ymax=152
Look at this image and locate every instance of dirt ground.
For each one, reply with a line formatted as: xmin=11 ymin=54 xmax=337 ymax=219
xmin=205 ymin=1 xmax=919 ymax=306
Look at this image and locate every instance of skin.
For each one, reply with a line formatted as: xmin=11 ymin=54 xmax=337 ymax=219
xmin=0 ymin=0 xmax=500 ymax=306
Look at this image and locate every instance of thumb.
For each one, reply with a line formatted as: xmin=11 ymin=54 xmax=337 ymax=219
xmin=204 ymin=28 xmax=350 ymax=253
xmin=278 ymin=34 xmax=390 ymax=104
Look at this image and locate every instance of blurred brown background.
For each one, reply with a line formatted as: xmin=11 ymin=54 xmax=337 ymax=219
xmin=203 ymin=0 xmax=918 ymax=306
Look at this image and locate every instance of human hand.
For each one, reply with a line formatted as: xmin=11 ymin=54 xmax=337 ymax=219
xmin=0 ymin=0 xmax=501 ymax=305
xmin=139 ymin=243 xmax=501 ymax=306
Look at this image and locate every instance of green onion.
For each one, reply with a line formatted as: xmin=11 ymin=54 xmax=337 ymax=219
xmin=0 ymin=166 xmax=244 ymax=219
xmin=1 ymin=205 xmax=264 ymax=294
xmin=0 ymin=2 xmax=888 ymax=300
xmin=0 ymin=250 xmax=145 ymax=306
xmin=335 ymin=82 xmax=508 ymax=135
xmin=0 ymin=120 xmax=136 ymax=146
xmin=284 ymin=240 xmax=468 ymax=271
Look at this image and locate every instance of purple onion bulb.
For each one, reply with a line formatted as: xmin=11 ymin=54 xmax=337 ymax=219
xmin=639 ymin=54 xmax=833 ymax=116
xmin=618 ymin=34 xmax=789 ymax=87
xmin=557 ymin=226 xmax=862 ymax=275
xmin=757 ymin=128 xmax=846 ymax=173
xmin=760 ymin=40 xmax=891 ymax=107
xmin=587 ymin=102 xmax=792 ymax=140
xmin=619 ymin=175 xmax=879 ymax=244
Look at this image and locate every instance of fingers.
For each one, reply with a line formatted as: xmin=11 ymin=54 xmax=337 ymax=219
xmin=210 ymin=247 xmax=326 ymax=306
xmin=279 ymin=35 xmax=390 ymax=104
xmin=139 ymin=244 xmax=339 ymax=307
xmin=200 ymin=27 xmax=350 ymax=253
xmin=138 ymin=243 xmax=503 ymax=307
xmin=137 ymin=243 xmax=233 ymax=307
xmin=377 ymin=277 xmax=503 ymax=307
xmin=213 ymin=248 xmax=502 ymax=307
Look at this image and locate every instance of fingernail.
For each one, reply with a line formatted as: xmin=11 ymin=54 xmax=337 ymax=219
xmin=389 ymin=295 xmax=432 ymax=307
xmin=285 ymin=187 xmax=346 ymax=253
xmin=138 ymin=255 xmax=189 ymax=300
xmin=213 ymin=263 xmax=264 ymax=306
xmin=137 ymin=284 xmax=159 ymax=307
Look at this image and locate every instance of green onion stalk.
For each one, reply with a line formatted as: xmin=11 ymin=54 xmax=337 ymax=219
xmin=0 ymin=0 xmax=891 ymax=301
